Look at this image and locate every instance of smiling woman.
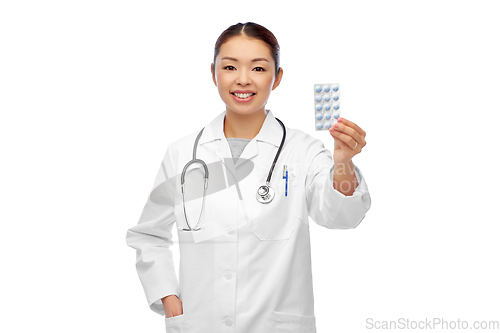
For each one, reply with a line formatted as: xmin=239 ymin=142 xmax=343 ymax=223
xmin=212 ymin=37 xmax=281 ymax=135
xmin=210 ymin=23 xmax=284 ymax=140
xmin=126 ymin=21 xmax=371 ymax=333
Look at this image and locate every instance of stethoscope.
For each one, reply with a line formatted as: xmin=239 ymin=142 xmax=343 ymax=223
xmin=180 ymin=117 xmax=286 ymax=231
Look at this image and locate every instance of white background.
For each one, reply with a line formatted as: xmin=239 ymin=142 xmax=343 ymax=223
xmin=1 ymin=0 xmax=499 ymax=332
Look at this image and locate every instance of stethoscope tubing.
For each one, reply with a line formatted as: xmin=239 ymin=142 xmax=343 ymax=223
xmin=181 ymin=117 xmax=286 ymax=231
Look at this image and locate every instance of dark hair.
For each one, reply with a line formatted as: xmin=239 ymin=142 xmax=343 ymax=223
xmin=212 ymin=22 xmax=281 ymax=76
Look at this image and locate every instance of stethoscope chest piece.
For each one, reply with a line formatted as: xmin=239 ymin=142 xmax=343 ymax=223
xmin=256 ymin=184 xmax=275 ymax=204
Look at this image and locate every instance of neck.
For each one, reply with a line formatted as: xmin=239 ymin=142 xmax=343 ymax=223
xmin=223 ymin=109 xmax=268 ymax=140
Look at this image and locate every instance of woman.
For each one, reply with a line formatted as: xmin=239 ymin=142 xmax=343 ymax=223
xmin=126 ymin=22 xmax=371 ymax=332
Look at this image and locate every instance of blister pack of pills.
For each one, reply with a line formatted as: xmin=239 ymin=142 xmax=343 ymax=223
xmin=314 ymin=83 xmax=340 ymax=131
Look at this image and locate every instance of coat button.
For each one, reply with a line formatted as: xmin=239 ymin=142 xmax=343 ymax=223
xmin=224 ymin=272 xmax=233 ymax=280
xmin=224 ymin=318 xmax=233 ymax=326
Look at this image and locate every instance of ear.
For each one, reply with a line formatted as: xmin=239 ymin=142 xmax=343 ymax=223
xmin=211 ymin=63 xmax=217 ymax=87
xmin=271 ymin=67 xmax=283 ymax=91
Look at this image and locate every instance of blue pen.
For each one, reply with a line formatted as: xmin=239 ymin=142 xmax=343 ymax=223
xmin=283 ymin=165 xmax=288 ymax=196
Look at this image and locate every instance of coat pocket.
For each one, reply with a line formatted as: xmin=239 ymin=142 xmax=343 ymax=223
xmin=272 ymin=311 xmax=316 ymax=333
xmin=164 ymin=313 xmax=186 ymax=332
xmin=251 ymin=164 xmax=300 ymax=241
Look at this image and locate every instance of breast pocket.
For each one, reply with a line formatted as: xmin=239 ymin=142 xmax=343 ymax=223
xmin=251 ymin=163 xmax=300 ymax=241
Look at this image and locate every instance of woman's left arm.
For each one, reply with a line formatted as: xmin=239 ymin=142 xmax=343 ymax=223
xmin=329 ymin=118 xmax=367 ymax=196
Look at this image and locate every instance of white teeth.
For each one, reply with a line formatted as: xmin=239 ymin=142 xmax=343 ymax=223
xmin=234 ymin=93 xmax=253 ymax=98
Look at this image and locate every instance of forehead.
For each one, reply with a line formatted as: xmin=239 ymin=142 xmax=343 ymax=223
xmin=218 ymin=36 xmax=273 ymax=61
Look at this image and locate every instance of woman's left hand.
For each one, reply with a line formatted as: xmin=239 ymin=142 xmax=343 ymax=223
xmin=329 ymin=117 xmax=367 ymax=164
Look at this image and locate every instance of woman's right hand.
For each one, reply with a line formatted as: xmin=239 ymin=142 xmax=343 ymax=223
xmin=161 ymin=295 xmax=183 ymax=318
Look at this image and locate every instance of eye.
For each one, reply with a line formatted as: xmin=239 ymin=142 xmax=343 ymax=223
xmin=223 ymin=66 xmax=236 ymax=70
xmin=254 ymin=67 xmax=265 ymax=72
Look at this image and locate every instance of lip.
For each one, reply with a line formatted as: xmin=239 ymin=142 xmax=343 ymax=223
xmin=231 ymin=90 xmax=256 ymax=94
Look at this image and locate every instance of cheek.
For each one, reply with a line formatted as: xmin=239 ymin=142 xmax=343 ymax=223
xmin=261 ymin=76 xmax=275 ymax=89
xmin=216 ymin=75 xmax=231 ymax=91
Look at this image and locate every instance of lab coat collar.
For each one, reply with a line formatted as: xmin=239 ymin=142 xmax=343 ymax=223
xmin=198 ymin=109 xmax=284 ymax=172
xmin=198 ymin=109 xmax=283 ymax=148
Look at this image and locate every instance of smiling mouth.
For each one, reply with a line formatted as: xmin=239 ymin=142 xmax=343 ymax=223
xmin=231 ymin=92 xmax=256 ymax=98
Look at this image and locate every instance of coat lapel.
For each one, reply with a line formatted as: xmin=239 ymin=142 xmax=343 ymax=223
xmin=198 ymin=109 xmax=284 ymax=181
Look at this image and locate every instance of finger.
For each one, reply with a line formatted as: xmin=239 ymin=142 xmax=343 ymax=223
xmin=338 ymin=118 xmax=366 ymax=137
xmin=333 ymin=135 xmax=351 ymax=151
xmin=330 ymin=129 xmax=361 ymax=151
xmin=330 ymin=123 xmax=366 ymax=148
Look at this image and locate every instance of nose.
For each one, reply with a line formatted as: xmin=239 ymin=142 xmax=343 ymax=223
xmin=236 ymin=70 xmax=251 ymax=86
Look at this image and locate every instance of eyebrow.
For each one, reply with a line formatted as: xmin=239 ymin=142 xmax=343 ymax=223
xmin=221 ymin=57 xmax=269 ymax=63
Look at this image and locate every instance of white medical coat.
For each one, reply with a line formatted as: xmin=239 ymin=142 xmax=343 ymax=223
xmin=126 ymin=109 xmax=371 ymax=332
